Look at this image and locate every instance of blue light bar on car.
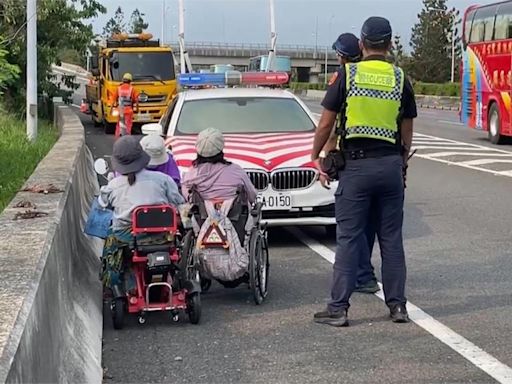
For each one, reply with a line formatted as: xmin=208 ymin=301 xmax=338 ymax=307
xmin=178 ymin=71 xmax=289 ymax=87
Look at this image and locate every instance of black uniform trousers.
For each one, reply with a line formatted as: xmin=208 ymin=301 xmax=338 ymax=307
xmin=328 ymin=153 xmax=407 ymax=311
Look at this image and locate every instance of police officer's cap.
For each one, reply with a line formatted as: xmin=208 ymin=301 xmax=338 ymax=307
xmin=361 ymin=16 xmax=392 ymax=45
xmin=332 ymin=33 xmax=361 ymax=60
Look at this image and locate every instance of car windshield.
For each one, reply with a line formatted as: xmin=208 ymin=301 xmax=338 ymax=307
xmin=175 ymin=97 xmax=315 ymax=134
xmin=110 ymin=52 xmax=175 ymax=82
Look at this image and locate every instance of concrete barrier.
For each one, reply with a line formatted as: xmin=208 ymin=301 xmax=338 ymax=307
xmin=0 ymin=105 xmax=103 ymax=383
xmin=415 ymin=95 xmax=460 ymax=111
xmin=304 ymin=90 xmax=460 ymax=111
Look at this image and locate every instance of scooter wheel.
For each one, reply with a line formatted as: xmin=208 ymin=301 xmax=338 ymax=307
xmin=111 ymin=298 xmax=125 ymax=330
xmin=187 ymin=293 xmax=201 ymax=325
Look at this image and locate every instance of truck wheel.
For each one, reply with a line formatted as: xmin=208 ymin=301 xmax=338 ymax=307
xmin=488 ymin=103 xmax=506 ymax=145
xmin=104 ymin=122 xmax=116 ymax=135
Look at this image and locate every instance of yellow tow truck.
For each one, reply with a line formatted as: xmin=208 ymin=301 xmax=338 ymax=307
xmin=86 ymin=32 xmax=177 ymax=134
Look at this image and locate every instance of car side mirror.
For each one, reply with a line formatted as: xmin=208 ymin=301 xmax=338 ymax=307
xmin=141 ymin=123 xmax=164 ymax=136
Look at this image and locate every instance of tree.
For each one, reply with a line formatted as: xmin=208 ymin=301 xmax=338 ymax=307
xmin=0 ymin=43 xmax=20 ymax=95
xmin=103 ymin=6 xmax=126 ymax=37
xmin=0 ymin=0 xmax=106 ymax=112
xmin=409 ymin=0 xmax=460 ymax=83
xmin=129 ymin=9 xmax=148 ymax=34
xmin=391 ymin=35 xmax=404 ymax=66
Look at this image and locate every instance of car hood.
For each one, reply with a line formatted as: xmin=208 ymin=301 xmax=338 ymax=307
xmin=166 ymin=132 xmax=315 ymax=171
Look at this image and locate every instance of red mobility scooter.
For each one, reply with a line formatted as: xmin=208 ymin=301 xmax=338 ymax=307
xmin=110 ymin=204 xmax=201 ymax=329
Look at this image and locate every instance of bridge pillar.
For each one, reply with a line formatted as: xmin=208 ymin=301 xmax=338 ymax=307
xmin=309 ymin=64 xmax=322 ymax=84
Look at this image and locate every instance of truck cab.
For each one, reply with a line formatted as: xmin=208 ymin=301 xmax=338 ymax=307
xmin=86 ymin=33 xmax=177 ymax=134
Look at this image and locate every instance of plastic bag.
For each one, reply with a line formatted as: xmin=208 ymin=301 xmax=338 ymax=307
xmin=84 ymin=197 xmax=113 ymax=239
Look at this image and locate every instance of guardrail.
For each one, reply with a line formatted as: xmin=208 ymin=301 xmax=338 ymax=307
xmin=167 ymin=41 xmax=332 ymax=52
xmin=0 ymin=104 xmax=103 ymax=383
xmin=168 ymin=41 xmax=337 ymax=60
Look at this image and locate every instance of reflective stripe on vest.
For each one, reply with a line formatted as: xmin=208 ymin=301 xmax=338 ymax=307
xmin=344 ymin=61 xmax=404 ymax=144
xmin=118 ymin=86 xmax=133 ymax=108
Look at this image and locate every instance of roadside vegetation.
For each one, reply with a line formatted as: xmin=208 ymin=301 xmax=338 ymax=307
xmin=288 ymin=81 xmax=460 ymax=97
xmin=0 ymin=1 xmax=106 ymax=213
xmin=0 ymin=110 xmax=58 ymax=212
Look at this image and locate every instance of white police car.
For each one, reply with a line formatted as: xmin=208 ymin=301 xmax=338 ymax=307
xmin=142 ymin=71 xmax=337 ymax=231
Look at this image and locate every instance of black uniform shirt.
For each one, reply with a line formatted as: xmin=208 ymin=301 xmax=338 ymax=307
xmin=321 ymin=55 xmax=417 ymax=151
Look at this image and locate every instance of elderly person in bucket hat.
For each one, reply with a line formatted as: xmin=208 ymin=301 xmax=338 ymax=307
xmin=98 ymin=136 xmax=185 ymax=293
xmin=182 ymin=127 xmax=256 ymax=203
xmin=140 ymin=133 xmax=181 ymax=188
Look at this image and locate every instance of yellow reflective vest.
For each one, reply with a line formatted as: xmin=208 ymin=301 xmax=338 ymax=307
xmin=344 ymin=60 xmax=404 ymax=144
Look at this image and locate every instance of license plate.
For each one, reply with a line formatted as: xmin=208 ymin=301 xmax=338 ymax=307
xmin=136 ymin=113 xmax=152 ymax=122
xmin=256 ymin=191 xmax=292 ymax=211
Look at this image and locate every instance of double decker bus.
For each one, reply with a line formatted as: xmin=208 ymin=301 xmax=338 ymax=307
xmin=462 ymin=1 xmax=512 ymax=144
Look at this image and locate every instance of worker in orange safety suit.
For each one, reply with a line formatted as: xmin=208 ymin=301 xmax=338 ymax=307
xmin=111 ymin=73 xmax=139 ymax=137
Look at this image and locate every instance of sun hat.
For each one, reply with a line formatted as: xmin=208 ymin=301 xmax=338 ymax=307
xmin=111 ymin=136 xmax=150 ymax=174
xmin=196 ymin=127 xmax=225 ymax=157
xmin=140 ymin=133 xmax=169 ymax=166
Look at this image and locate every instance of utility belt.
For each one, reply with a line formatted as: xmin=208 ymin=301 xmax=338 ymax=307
xmin=346 ymin=146 xmax=400 ymax=160
xmin=320 ymin=145 xmax=399 ymax=180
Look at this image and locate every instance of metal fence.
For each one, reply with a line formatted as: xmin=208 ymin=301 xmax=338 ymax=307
xmin=168 ymin=41 xmax=331 ymax=51
xmin=167 ymin=41 xmax=337 ymax=59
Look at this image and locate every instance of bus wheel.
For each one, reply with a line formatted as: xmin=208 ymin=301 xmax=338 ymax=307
xmin=488 ymin=103 xmax=506 ymax=145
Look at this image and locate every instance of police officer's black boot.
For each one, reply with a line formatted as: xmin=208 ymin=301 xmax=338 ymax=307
xmin=390 ymin=304 xmax=410 ymax=323
xmin=313 ymin=308 xmax=349 ymax=327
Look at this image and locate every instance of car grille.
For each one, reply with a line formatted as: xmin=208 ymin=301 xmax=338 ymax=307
xmin=247 ymin=171 xmax=269 ymax=191
xmin=271 ymin=169 xmax=317 ymax=191
xmin=139 ymin=95 xmax=166 ymax=104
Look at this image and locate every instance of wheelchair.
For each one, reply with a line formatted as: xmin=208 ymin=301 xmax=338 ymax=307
xmin=110 ymin=204 xmax=202 ymax=329
xmin=188 ymin=187 xmax=270 ymax=304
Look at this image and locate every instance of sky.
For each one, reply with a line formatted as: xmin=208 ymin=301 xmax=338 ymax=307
xmin=89 ymin=0 xmax=482 ymax=49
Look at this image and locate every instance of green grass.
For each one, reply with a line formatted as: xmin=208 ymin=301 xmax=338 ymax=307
xmin=0 ymin=111 xmax=58 ymax=212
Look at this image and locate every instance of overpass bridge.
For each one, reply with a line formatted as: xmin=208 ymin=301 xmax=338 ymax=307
xmin=168 ymin=41 xmax=340 ymax=82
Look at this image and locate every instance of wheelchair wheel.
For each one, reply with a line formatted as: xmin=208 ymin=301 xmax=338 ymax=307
xmin=187 ymin=293 xmax=202 ymax=324
xmin=111 ymin=298 xmax=125 ymax=330
xmin=249 ymin=228 xmax=269 ymax=305
xmin=201 ymin=277 xmax=212 ymax=292
xmin=181 ymin=230 xmax=200 ymax=284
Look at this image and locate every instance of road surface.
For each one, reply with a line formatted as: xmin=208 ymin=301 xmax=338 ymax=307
xmin=79 ymin=101 xmax=512 ymax=384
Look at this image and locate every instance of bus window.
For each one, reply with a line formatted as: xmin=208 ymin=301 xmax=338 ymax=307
xmin=464 ymin=9 xmax=476 ymax=45
xmin=495 ymin=2 xmax=512 ymax=39
xmin=483 ymin=11 xmax=497 ymax=41
xmin=470 ymin=5 xmax=497 ymax=42
xmin=470 ymin=13 xmax=485 ymax=42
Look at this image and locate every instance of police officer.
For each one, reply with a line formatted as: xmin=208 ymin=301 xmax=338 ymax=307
xmin=322 ymin=32 xmax=380 ymax=295
xmin=312 ymin=16 xmax=417 ymax=326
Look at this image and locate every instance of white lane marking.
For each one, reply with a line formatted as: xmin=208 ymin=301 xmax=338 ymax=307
xmin=424 ymin=152 xmax=512 ymax=158
xmin=459 ymin=159 xmax=512 ymax=166
xmin=437 ymin=120 xmax=464 ymax=126
xmin=288 ymin=227 xmax=512 ymax=384
xmin=415 ymin=133 xmax=512 ymax=154
xmin=413 ymin=146 xmax=495 ymax=151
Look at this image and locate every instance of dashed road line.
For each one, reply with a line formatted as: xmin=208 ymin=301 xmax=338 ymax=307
xmin=412 ymin=133 xmax=512 ymax=177
xmin=289 ymin=227 xmax=512 ymax=384
xmin=309 ymin=118 xmax=512 ymax=177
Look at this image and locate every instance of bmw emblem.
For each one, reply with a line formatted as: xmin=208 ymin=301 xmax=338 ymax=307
xmin=138 ymin=92 xmax=149 ymax=103
xmin=264 ymin=160 xmax=272 ymax=166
